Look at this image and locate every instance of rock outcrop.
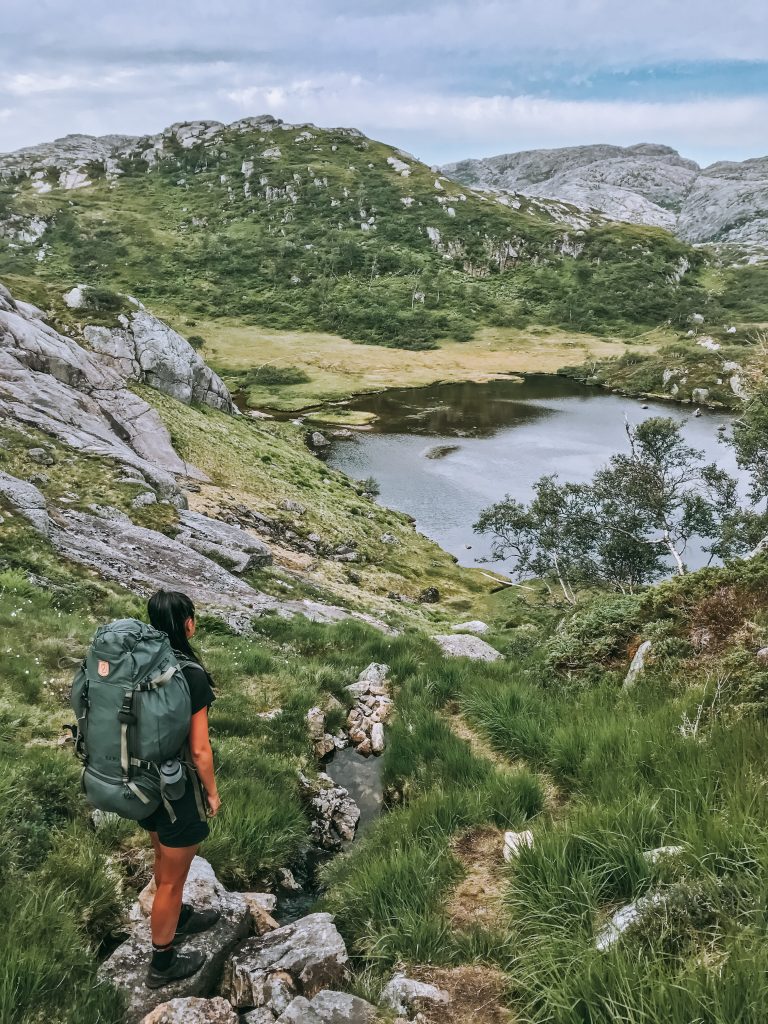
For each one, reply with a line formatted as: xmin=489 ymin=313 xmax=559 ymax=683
xmin=175 ymin=509 xmax=273 ymax=572
xmin=84 ymin=307 xmax=235 ymax=413
xmin=0 ymin=280 xmax=202 ymax=500
xmin=444 ymin=144 xmax=768 ymax=251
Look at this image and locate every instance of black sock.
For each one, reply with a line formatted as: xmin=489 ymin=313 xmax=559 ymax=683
xmin=177 ymin=903 xmax=193 ymax=929
xmin=151 ymin=942 xmax=175 ymax=970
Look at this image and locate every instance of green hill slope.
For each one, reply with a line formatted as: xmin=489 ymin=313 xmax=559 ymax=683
xmin=0 ymin=116 xmax=723 ymax=348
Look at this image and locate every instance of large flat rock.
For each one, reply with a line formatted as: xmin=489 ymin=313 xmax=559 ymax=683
xmin=101 ymin=890 xmax=250 ymax=1024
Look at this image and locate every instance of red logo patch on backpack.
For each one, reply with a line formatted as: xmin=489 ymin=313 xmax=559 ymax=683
xmin=97 ymin=660 xmax=110 ymax=677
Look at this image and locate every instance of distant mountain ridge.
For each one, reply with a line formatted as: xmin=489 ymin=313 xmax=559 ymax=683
xmin=443 ymin=143 xmax=768 ymax=254
xmin=0 ymin=117 xmax=763 ymax=348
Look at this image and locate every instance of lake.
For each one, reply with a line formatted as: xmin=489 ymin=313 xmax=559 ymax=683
xmin=324 ymin=375 xmax=740 ymax=572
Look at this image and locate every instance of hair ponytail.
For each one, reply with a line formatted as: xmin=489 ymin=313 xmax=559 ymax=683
xmin=147 ymin=589 xmax=200 ymax=663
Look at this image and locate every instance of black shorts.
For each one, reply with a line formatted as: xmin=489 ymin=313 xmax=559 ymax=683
xmin=138 ymin=777 xmax=210 ymax=849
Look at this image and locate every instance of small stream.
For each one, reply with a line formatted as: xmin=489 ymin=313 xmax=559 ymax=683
xmin=276 ymin=748 xmax=385 ymax=923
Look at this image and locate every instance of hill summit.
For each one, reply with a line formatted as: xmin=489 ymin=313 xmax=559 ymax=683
xmin=0 ymin=117 xmax=756 ymax=346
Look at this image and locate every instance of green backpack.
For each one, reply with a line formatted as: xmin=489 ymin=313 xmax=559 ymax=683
xmin=70 ymin=618 xmax=206 ymax=823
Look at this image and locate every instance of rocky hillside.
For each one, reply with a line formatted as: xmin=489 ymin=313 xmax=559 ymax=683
xmin=0 ymin=118 xmax=737 ymax=347
xmin=444 ymin=144 xmax=768 ymax=256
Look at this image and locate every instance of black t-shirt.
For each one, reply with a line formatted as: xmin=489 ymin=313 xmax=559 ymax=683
xmin=177 ymin=657 xmax=215 ymax=716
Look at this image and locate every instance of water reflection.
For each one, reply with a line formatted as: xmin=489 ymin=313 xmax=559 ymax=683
xmin=326 ymin=376 xmax=739 ymax=571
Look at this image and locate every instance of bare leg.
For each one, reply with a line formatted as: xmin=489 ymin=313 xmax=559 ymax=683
xmin=150 ymin=842 xmax=198 ymax=946
xmin=149 ymin=831 xmax=163 ymax=885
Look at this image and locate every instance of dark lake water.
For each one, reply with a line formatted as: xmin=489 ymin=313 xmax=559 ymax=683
xmin=325 ymin=375 xmax=740 ymax=572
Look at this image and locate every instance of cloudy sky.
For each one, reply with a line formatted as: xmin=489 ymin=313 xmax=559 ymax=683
xmin=1 ymin=0 xmax=766 ymax=165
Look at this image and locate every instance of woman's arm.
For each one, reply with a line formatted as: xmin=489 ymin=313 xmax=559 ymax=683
xmin=188 ymin=707 xmax=221 ymax=816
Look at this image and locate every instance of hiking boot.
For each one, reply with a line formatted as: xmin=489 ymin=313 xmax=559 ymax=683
xmin=174 ymin=904 xmax=221 ymax=942
xmin=145 ymin=948 xmax=206 ymax=989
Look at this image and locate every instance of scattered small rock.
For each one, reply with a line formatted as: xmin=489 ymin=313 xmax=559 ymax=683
xmin=278 ymin=991 xmax=377 ymax=1023
xmin=642 ymin=845 xmax=684 ymax=864
xmin=379 ymin=532 xmax=399 ymax=545
xmin=281 ymin=500 xmax=306 ymax=515
xmin=242 ymin=893 xmax=280 ymax=936
xmin=418 ymin=586 xmax=440 ymax=604
xmin=278 ymin=868 xmax=302 ymax=892
xmin=27 ymin=446 xmax=55 ymax=466
xmin=595 ymin=892 xmax=666 ymax=951
xmin=380 ymin=973 xmax=451 ymax=1016
xmin=503 ymin=829 xmax=534 ymax=862
xmin=131 ymin=491 xmax=158 ymax=509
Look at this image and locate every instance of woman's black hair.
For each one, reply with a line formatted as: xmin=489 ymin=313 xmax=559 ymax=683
xmin=147 ymin=589 xmax=200 ymax=662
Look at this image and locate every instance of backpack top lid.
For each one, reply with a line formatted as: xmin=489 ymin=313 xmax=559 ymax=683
xmin=86 ymin=618 xmax=176 ymax=687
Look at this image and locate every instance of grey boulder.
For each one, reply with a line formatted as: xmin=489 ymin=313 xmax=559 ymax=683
xmin=221 ymin=912 xmax=350 ymax=1009
xmin=0 ymin=471 xmax=50 ymax=535
xmin=379 ymin=973 xmax=450 ymax=1015
xmin=277 ymin=991 xmax=377 ymax=1023
xmin=433 ymin=633 xmax=502 ymax=662
xmin=139 ymin=996 xmax=239 ymax=1023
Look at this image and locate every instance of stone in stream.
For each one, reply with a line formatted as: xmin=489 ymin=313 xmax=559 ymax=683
xmin=433 ymin=633 xmax=502 ymax=662
xmin=299 ymin=771 xmax=361 ymax=849
xmin=379 ymin=973 xmax=451 ymax=1016
xmin=139 ymin=996 xmax=238 ymax=1024
xmin=370 ymin=722 xmax=385 ymax=755
xmin=277 ymin=991 xmax=377 ymax=1023
xmin=104 ymin=858 xmax=251 ymax=1024
xmin=220 ymin=912 xmax=350 ymax=1008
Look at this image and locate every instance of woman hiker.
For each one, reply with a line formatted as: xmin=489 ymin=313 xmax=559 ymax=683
xmin=141 ymin=589 xmax=223 ymax=988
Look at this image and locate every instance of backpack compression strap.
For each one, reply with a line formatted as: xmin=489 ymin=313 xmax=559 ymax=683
xmin=117 ymin=666 xmax=179 ymax=811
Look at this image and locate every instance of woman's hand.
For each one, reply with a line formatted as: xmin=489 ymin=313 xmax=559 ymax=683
xmin=206 ymin=791 xmax=222 ymax=817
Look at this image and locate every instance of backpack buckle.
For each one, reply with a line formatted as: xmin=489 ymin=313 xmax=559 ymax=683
xmin=118 ymin=690 xmax=136 ymax=724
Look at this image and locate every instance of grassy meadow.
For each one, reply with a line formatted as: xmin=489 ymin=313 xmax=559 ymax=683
xmin=2 ymin=386 xmax=767 ymax=1021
